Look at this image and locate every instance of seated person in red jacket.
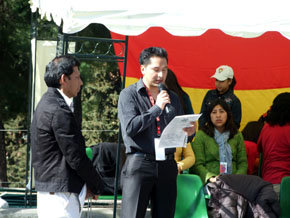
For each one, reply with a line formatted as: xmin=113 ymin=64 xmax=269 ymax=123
xmin=258 ymin=92 xmax=290 ymax=198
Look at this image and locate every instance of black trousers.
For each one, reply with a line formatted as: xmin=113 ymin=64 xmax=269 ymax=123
xmin=120 ymin=154 xmax=178 ymax=218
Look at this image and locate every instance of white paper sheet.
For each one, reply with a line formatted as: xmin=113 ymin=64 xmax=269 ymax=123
xmin=158 ymin=114 xmax=202 ymax=149
xmin=154 ymin=138 xmax=166 ymax=160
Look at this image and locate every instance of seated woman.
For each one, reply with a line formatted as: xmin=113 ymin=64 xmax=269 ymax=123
xmin=258 ymin=92 xmax=290 ymax=198
xmin=190 ymin=98 xmax=248 ymax=184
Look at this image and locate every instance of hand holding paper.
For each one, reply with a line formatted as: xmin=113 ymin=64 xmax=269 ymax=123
xmin=183 ymin=121 xmax=197 ymax=136
xmin=158 ymin=114 xmax=202 ymax=149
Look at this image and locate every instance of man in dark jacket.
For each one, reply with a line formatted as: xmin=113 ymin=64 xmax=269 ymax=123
xmin=31 ymin=55 xmax=102 ymax=218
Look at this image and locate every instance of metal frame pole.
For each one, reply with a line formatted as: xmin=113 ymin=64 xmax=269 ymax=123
xmin=113 ymin=35 xmax=129 ymax=218
xmin=25 ymin=10 xmax=37 ymax=207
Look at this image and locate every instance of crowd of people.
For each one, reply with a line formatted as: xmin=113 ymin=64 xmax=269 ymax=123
xmin=30 ymin=47 xmax=289 ymax=218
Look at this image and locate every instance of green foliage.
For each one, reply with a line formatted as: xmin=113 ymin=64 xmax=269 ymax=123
xmin=0 ymin=0 xmax=30 ymax=187
xmin=4 ymin=115 xmax=27 ymax=188
xmin=0 ymin=0 xmax=31 ymax=121
xmin=80 ymin=61 xmax=121 ymax=146
xmin=72 ymin=24 xmax=122 ymax=146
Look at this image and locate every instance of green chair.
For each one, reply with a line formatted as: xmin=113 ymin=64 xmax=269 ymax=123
xmin=85 ymin=147 xmax=122 ymax=201
xmin=174 ymin=174 xmax=208 ymax=218
xmin=86 ymin=147 xmax=93 ymax=160
xmin=280 ymin=176 xmax=290 ymax=218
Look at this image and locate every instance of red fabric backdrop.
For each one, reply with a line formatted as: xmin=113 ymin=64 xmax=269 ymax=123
xmin=111 ymin=27 xmax=290 ymax=90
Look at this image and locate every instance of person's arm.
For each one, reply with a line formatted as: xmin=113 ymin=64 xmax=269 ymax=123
xmin=235 ymin=132 xmax=248 ymax=174
xmin=118 ymin=88 xmax=162 ymax=137
xmin=191 ymin=131 xmax=218 ymax=184
xmin=53 ymin=107 xmax=103 ymax=195
xmin=176 ymin=142 xmax=195 ymax=173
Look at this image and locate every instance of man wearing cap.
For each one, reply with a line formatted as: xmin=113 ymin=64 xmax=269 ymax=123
xmin=199 ymin=65 xmax=242 ymax=129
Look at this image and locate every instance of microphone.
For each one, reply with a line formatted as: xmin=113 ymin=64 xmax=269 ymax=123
xmin=158 ymin=83 xmax=174 ymax=115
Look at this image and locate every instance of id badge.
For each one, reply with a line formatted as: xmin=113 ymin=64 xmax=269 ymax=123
xmin=220 ymin=162 xmax=227 ymax=174
xmin=154 ymin=138 xmax=165 ymax=161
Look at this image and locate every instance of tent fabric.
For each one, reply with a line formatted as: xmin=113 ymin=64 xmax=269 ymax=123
xmin=30 ymin=0 xmax=290 ymax=38
xmin=111 ymin=28 xmax=290 ymax=129
xmin=111 ymin=28 xmax=290 ymax=90
xmin=29 ymin=1 xmax=290 ymax=129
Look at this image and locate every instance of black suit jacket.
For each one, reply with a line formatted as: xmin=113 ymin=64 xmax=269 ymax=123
xmin=31 ymin=87 xmax=102 ymax=194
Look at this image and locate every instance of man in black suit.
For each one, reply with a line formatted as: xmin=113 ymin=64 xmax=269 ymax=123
xmin=31 ymin=55 xmax=102 ymax=218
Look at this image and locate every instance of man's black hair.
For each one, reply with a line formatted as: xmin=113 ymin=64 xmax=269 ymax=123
xmin=139 ymin=47 xmax=168 ymax=66
xmin=44 ymin=55 xmax=80 ymax=88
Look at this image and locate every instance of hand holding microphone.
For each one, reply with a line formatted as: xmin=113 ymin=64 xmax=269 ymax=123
xmin=156 ymin=83 xmax=174 ymax=115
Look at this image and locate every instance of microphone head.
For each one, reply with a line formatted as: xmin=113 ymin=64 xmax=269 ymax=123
xmin=158 ymin=83 xmax=167 ymax=92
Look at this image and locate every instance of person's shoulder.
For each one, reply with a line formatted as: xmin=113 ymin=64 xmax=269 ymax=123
xmin=34 ymin=90 xmax=66 ymax=121
xmin=38 ymin=89 xmax=61 ymax=108
xmin=195 ymin=129 xmax=208 ymax=138
xmin=232 ymin=93 xmax=241 ymax=103
xmin=233 ymin=131 xmax=244 ymax=140
xmin=120 ymin=81 xmax=139 ymax=95
xmin=205 ymin=89 xmax=218 ymax=99
xmin=226 ymin=90 xmax=240 ymax=101
xmin=119 ymin=82 xmax=142 ymax=105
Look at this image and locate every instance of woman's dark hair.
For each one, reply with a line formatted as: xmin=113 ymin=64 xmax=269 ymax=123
xmin=266 ymin=92 xmax=290 ymax=126
xmin=201 ymin=98 xmax=238 ymax=139
xmin=44 ymin=55 xmax=80 ymax=88
xmin=165 ymin=69 xmax=188 ymax=113
xmin=139 ymin=47 xmax=168 ymax=66
xmin=241 ymin=120 xmax=264 ymax=143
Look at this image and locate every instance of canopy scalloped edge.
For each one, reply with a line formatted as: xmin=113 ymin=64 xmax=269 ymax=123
xmin=30 ymin=0 xmax=290 ymax=39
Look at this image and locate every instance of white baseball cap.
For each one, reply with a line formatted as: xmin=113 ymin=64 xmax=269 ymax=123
xmin=211 ymin=65 xmax=234 ymax=81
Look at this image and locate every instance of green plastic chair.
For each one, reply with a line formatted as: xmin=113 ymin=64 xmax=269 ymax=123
xmin=85 ymin=147 xmax=122 ymax=200
xmin=174 ymin=174 xmax=208 ymax=218
xmin=280 ymin=176 xmax=290 ymax=218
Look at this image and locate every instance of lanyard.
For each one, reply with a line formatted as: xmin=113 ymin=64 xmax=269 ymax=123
xmin=145 ymin=86 xmax=161 ymax=137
